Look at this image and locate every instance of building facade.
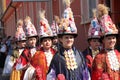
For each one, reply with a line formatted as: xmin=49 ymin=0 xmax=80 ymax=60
xmin=0 ymin=0 xmax=5 ymax=37
xmin=0 ymin=0 xmax=120 ymax=51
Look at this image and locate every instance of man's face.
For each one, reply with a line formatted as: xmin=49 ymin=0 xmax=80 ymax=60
xmin=28 ymin=37 xmax=37 ymax=47
xmin=60 ymin=35 xmax=74 ymax=49
xmin=53 ymin=38 xmax=58 ymax=44
xmin=103 ymin=35 xmax=116 ymax=49
xmin=89 ymin=38 xmax=100 ymax=50
xmin=17 ymin=41 xmax=26 ymax=48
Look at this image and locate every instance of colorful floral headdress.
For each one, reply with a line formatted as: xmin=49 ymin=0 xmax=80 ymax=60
xmin=38 ymin=10 xmax=53 ymax=38
xmin=58 ymin=0 xmax=77 ymax=37
xmin=97 ymin=4 xmax=118 ymax=36
xmin=88 ymin=9 xmax=102 ymax=39
xmin=24 ymin=16 xmax=37 ymax=38
xmin=51 ymin=19 xmax=59 ymax=37
xmin=15 ymin=19 xmax=26 ymax=41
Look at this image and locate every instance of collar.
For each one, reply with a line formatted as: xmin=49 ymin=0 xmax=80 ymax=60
xmin=28 ymin=46 xmax=36 ymax=49
xmin=105 ymin=48 xmax=114 ymax=52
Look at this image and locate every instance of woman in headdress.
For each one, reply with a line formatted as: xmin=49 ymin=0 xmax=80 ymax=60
xmin=13 ymin=16 xmax=38 ymax=80
xmin=47 ymin=0 xmax=90 ymax=80
xmin=23 ymin=10 xmax=56 ymax=80
xmin=91 ymin=4 xmax=120 ymax=80
xmin=82 ymin=9 xmax=102 ymax=74
xmin=3 ymin=19 xmax=26 ymax=76
xmin=22 ymin=10 xmax=56 ymax=80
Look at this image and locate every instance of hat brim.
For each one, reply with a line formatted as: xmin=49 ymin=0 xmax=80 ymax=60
xmin=102 ymin=33 xmax=118 ymax=38
xmin=58 ymin=33 xmax=78 ymax=38
xmin=27 ymin=35 xmax=38 ymax=39
xmin=16 ymin=39 xmax=26 ymax=42
xmin=39 ymin=36 xmax=54 ymax=42
xmin=87 ymin=36 xmax=101 ymax=40
xmin=87 ymin=37 xmax=100 ymax=41
xmin=100 ymin=33 xmax=119 ymax=42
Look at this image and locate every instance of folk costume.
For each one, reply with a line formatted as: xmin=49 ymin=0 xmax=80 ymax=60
xmin=82 ymin=47 xmax=100 ymax=74
xmin=13 ymin=16 xmax=38 ymax=80
xmin=30 ymin=47 xmax=56 ymax=80
xmin=82 ymin=9 xmax=102 ymax=73
xmin=92 ymin=4 xmax=120 ymax=80
xmin=48 ymin=0 xmax=90 ymax=80
xmin=24 ymin=10 xmax=56 ymax=80
xmin=3 ymin=19 xmax=26 ymax=76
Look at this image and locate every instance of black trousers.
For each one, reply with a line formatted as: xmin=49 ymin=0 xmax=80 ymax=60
xmin=0 ymin=53 xmax=6 ymax=68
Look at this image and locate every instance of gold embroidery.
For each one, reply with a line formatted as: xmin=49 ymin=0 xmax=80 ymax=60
xmin=64 ymin=49 xmax=78 ymax=70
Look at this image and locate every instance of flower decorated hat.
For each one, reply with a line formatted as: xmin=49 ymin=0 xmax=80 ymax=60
xmin=57 ymin=0 xmax=77 ymax=38
xmin=50 ymin=16 xmax=59 ymax=37
xmin=38 ymin=10 xmax=53 ymax=39
xmin=15 ymin=19 xmax=26 ymax=42
xmin=88 ymin=9 xmax=102 ymax=40
xmin=97 ymin=4 xmax=118 ymax=36
xmin=24 ymin=16 xmax=38 ymax=38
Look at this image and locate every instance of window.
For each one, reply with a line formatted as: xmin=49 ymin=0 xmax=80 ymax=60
xmin=81 ymin=0 xmax=98 ymax=24
xmin=59 ymin=0 xmax=66 ymax=18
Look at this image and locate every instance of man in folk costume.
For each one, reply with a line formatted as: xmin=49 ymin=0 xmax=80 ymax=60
xmin=82 ymin=9 xmax=102 ymax=74
xmin=24 ymin=10 xmax=56 ymax=80
xmin=92 ymin=4 xmax=120 ymax=80
xmin=3 ymin=19 xmax=26 ymax=76
xmin=13 ymin=16 xmax=38 ymax=80
xmin=47 ymin=0 xmax=90 ymax=80
xmin=24 ymin=16 xmax=38 ymax=58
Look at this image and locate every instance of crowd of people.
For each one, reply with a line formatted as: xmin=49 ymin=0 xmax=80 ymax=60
xmin=0 ymin=0 xmax=120 ymax=80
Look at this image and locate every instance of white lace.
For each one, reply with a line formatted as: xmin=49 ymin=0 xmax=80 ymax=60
xmin=30 ymin=48 xmax=36 ymax=57
xmin=44 ymin=50 xmax=53 ymax=67
xmin=107 ymin=50 xmax=120 ymax=71
xmin=19 ymin=49 xmax=24 ymax=56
